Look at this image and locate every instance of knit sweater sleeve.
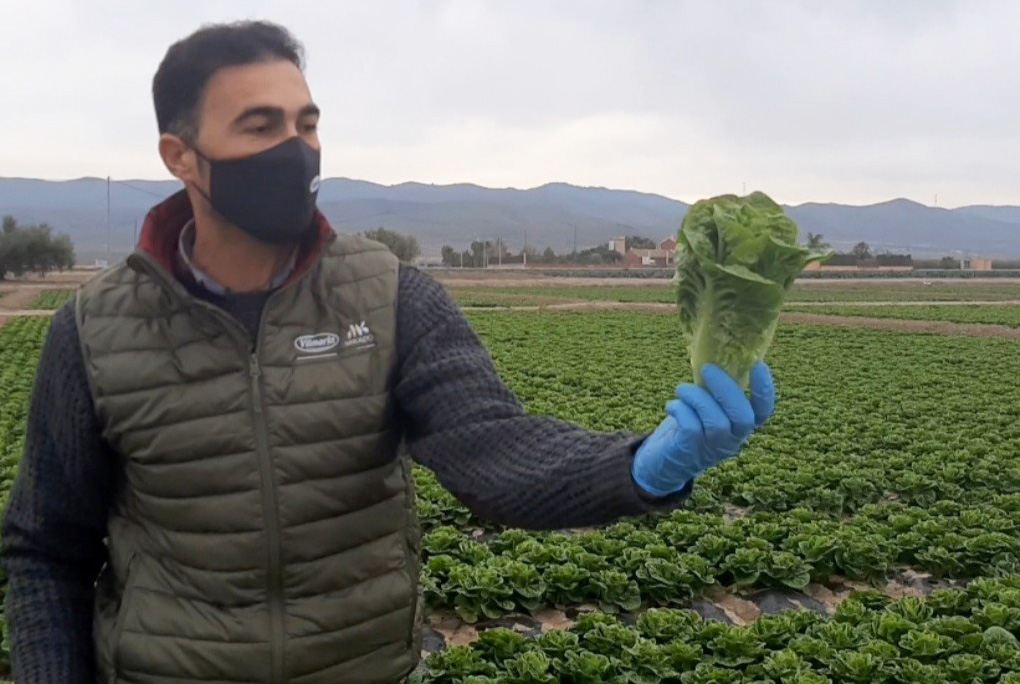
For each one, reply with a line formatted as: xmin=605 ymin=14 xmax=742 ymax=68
xmin=393 ymin=266 xmax=690 ymax=530
xmin=0 ymin=303 xmax=116 ymax=684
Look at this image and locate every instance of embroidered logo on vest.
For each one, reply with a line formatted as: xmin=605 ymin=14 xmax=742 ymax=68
xmin=344 ymin=321 xmax=375 ymax=350
xmin=294 ymin=332 xmax=341 ymax=354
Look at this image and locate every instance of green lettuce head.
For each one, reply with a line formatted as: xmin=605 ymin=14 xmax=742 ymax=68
xmin=675 ymin=191 xmax=831 ymax=389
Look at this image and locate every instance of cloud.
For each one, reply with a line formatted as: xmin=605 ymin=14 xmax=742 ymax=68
xmin=0 ymin=0 xmax=1016 ymax=207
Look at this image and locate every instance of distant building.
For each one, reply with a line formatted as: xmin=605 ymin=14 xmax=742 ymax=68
xmin=962 ymin=257 xmax=993 ymax=270
xmin=802 ymin=261 xmax=913 ymax=273
xmin=608 ymin=236 xmax=627 ymax=255
xmin=623 ymin=248 xmax=673 ymax=268
xmin=607 ymin=235 xmax=679 ymax=267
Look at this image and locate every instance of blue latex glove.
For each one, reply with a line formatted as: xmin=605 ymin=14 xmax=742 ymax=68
xmin=632 ymin=361 xmax=775 ymax=497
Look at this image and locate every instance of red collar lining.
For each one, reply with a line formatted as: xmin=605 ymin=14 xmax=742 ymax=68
xmin=135 ymin=189 xmax=333 ymax=286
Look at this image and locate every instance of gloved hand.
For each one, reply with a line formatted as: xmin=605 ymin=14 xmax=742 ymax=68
xmin=632 ymin=361 xmax=775 ymax=497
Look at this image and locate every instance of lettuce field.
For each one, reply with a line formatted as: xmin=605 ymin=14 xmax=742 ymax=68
xmin=28 ymin=289 xmax=75 ymax=310
xmin=3 ymin=309 xmax=1020 ymax=683
xmin=0 ymin=317 xmax=49 ymax=675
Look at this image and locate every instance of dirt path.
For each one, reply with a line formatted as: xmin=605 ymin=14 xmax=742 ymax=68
xmin=0 ymin=310 xmax=57 ymax=318
xmin=790 ymin=299 xmax=1020 ymax=307
xmin=0 ymin=288 xmax=42 ymax=313
xmin=462 ymin=300 xmax=1020 ymax=339
xmin=0 ymin=283 xmax=79 ymax=294
xmin=0 ymin=307 xmax=53 ymax=332
xmin=794 ymin=277 xmax=1020 ymax=285
xmin=0 ymin=279 xmax=79 ymax=330
xmin=437 ymin=274 xmax=1020 ymax=288
xmin=439 ymin=276 xmax=670 ymax=287
xmin=463 ymin=298 xmax=1020 ymax=309
xmin=461 ymin=301 xmax=676 ymax=313
xmin=781 ymin=311 xmax=1020 ymax=339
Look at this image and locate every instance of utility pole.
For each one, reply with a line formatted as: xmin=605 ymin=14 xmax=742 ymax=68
xmin=498 ymin=237 xmax=502 ymax=266
xmin=483 ymin=240 xmax=487 ymax=269
xmin=573 ymin=225 xmax=577 ymax=263
xmin=106 ymin=176 xmax=111 ymax=263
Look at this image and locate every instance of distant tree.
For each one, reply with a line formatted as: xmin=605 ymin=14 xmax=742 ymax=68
xmin=361 ymin=227 xmax=420 ymax=263
xmin=469 ymin=240 xmax=501 ymax=267
xmin=852 ymin=241 xmax=872 ymax=262
xmin=492 ymin=240 xmax=512 ymax=261
xmin=0 ymin=216 xmax=75 ymax=280
xmin=53 ymin=235 xmax=75 ymax=271
xmin=440 ymin=245 xmax=457 ymax=267
xmin=876 ymin=253 xmax=913 ymax=267
xmin=626 ymin=235 xmax=657 ymax=250
xmin=542 ymin=247 xmax=557 ymax=263
xmin=940 ymin=256 xmax=960 ymax=269
xmin=576 ymin=244 xmax=624 ymax=265
xmin=826 ymin=253 xmax=859 ymax=266
xmin=806 ymin=232 xmax=830 ymax=249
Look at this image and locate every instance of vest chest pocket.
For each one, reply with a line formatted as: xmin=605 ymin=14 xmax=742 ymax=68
xmin=291 ymin=341 xmax=382 ymax=399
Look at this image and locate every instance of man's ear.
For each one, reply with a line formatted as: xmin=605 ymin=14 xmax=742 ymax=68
xmin=159 ymin=133 xmax=200 ymax=185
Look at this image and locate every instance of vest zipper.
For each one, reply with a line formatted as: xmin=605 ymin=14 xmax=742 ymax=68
xmin=127 ymin=245 xmax=340 ymax=683
xmin=249 ymin=354 xmax=285 ymax=684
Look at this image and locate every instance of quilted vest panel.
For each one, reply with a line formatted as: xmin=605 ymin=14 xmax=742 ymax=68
xmin=76 ymin=235 xmax=421 ymax=684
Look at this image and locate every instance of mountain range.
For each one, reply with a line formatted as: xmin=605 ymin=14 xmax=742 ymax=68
xmin=1 ymin=177 xmax=1018 ymax=262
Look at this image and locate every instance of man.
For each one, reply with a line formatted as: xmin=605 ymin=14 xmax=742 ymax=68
xmin=0 ymin=20 xmax=775 ymax=684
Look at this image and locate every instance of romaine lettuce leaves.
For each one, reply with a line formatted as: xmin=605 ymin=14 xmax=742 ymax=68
xmin=676 ymin=191 xmax=831 ymax=388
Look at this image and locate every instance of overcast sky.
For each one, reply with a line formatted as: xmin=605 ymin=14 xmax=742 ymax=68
xmin=1 ymin=0 xmax=1017 ymax=207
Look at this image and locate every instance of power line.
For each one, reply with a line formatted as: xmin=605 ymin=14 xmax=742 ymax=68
xmin=110 ymin=178 xmax=170 ymax=200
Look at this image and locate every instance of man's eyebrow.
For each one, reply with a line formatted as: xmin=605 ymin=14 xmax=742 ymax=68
xmin=231 ymin=104 xmax=320 ymax=127
xmin=232 ymin=106 xmax=284 ymax=127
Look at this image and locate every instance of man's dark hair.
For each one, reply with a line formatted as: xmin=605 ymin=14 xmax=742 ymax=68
xmin=152 ymin=21 xmax=304 ymax=142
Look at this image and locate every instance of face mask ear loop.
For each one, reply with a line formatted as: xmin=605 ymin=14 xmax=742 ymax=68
xmin=190 ymin=181 xmax=215 ymax=209
xmin=187 ymin=144 xmax=217 ymax=209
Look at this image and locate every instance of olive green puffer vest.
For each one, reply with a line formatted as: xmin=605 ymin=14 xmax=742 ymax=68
xmin=75 ymin=234 xmax=422 ymax=684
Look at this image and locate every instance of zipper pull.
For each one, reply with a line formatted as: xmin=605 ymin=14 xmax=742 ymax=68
xmin=249 ymin=355 xmax=264 ymax=413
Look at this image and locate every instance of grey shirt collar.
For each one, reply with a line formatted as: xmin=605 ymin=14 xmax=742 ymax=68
xmin=177 ymin=219 xmax=296 ymax=295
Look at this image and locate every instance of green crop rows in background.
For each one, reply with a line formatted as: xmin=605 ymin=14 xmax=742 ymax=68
xmin=3 ymin=310 xmax=1020 ymax=682
xmin=410 ymin=579 xmax=1020 ymax=684
xmin=29 ymin=290 xmax=75 ymax=310
xmin=412 ymin=311 xmax=1020 ymax=680
xmin=0 ymin=317 xmax=50 ymax=673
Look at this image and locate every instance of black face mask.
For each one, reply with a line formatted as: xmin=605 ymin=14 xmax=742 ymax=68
xmin=192 ymin=136 xmax=321 ymax=245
